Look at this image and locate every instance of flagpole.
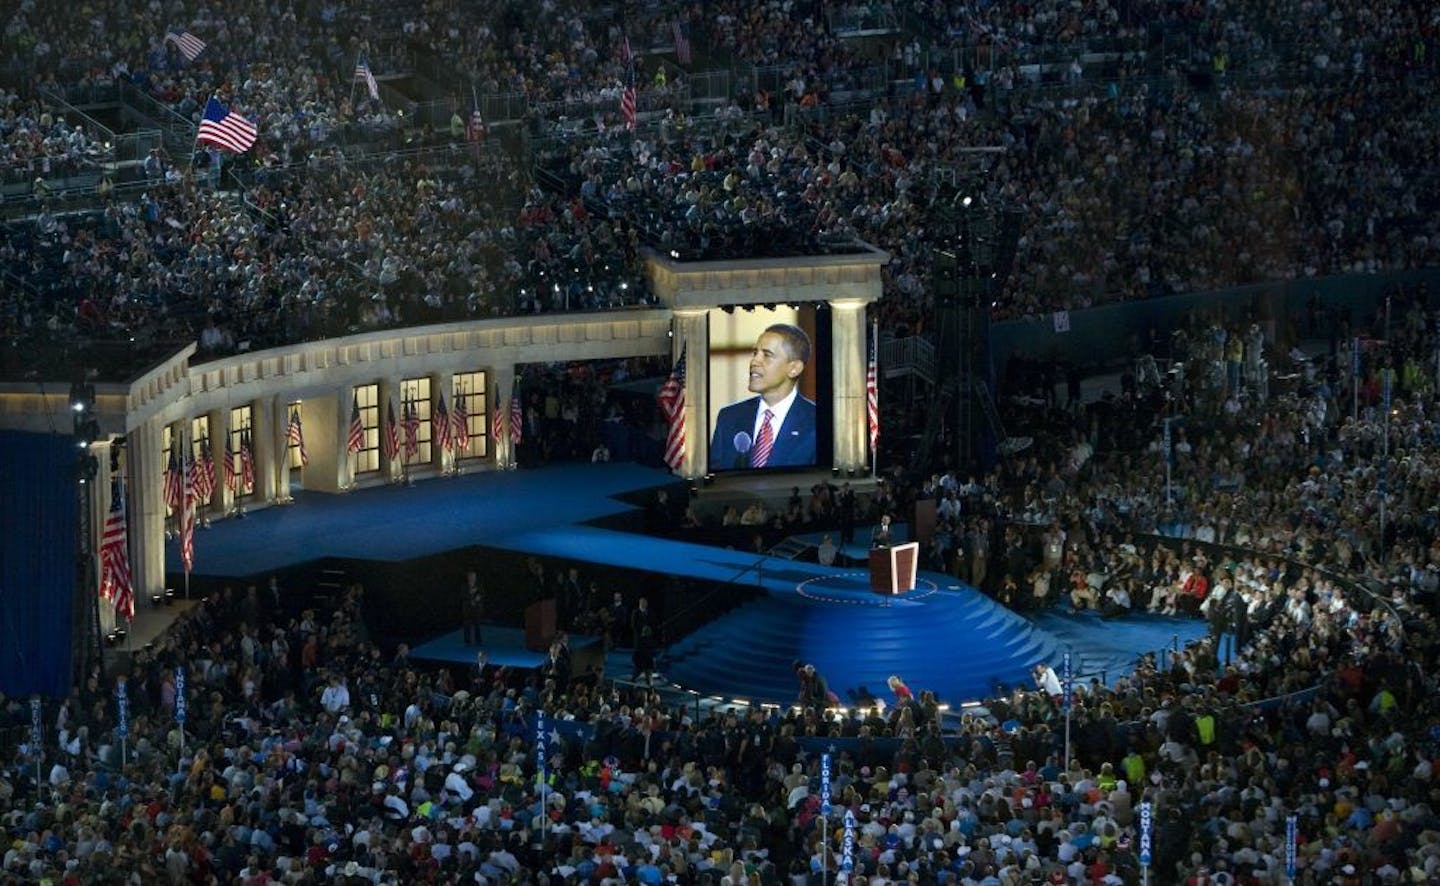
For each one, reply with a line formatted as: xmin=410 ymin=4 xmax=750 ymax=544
xmin=454 ymin=383 xmax=464 ymax=478
xmin=350 ymin=48 xmax=362 ymax=110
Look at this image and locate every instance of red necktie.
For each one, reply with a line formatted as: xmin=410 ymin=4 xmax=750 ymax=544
xmin=750 ymin=409 xmax=775 ymax=467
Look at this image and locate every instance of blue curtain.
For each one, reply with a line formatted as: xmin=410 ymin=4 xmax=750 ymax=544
xmin=0 ymin=431 xmax=77 ymax=697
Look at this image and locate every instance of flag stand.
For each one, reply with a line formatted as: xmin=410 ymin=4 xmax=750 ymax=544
xmin=349 ymin=48 xmax=362 ymax=110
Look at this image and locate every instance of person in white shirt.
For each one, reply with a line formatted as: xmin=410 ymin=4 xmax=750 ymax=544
xmin=444 ymin=762 xmax=474 ymax=804
xmin=320 ymin=676 xmax=350 ymax=714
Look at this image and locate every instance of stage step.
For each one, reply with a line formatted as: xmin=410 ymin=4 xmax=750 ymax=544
xmin=769 ymin=536 xmax=815 ymax=560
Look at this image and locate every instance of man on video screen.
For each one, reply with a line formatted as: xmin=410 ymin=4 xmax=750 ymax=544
xmin=709 ymin=323 xmax=817 ymax=470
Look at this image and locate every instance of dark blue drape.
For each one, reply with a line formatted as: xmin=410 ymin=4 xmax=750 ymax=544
xmin=0 ymin=431 xmax=77 ymax=697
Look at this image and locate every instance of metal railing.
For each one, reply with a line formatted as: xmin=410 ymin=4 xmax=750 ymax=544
xmin=39 ymin=87 xmax=162 ymax=167
xmin=827 ymin=3 xmax=901 ymax=36
xmin=880 ymin=335 xmax=935 ymax=383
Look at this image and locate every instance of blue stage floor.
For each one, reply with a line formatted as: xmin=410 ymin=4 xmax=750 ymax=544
xmin=173 ymin=463 xmax=1207 ymax=708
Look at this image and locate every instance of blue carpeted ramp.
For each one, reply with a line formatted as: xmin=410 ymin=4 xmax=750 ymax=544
xmin=172 ymin=462 xmax=1200 ymax=711
xmin=661 ymin=574 xmax=1057 ymax=707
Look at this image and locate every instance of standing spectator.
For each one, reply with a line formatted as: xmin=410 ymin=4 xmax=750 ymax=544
xmin=461 ymin=572 xmax=485 ymax=646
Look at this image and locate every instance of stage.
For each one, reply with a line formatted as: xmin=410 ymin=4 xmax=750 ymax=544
xmin=163 ymin=462 xmax=1203 ymax=707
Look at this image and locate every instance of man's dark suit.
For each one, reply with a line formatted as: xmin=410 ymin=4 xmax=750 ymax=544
xmin=709 ymin=395 xmax=817 ymax=471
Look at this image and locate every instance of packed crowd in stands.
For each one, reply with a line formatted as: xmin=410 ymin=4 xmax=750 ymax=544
xmin=0 ymin=0 xmax=1434 ymax=362
xmin=0 ymin=89 xmax=110 ymax=185
xmin=4 ymin=0 xmax=1440 ymax=882
xmin=3 ymin=287 xmax=1440 ymax=882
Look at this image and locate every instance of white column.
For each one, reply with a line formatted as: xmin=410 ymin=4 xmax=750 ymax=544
xmin=673 ymin=309 xmax=709 ymax=478
xmin=336 ymin=387 xmax=355 ymax=489
xmin=272 ymin=397 xmax=290 ymax=500
xmin=214 ymin=408 xmax=234 ymax=512
xmin=251 ymin=397 xmax=275 ymax=503
xmin=129 ymin=417 xmax=167 ymax=600
xmin=830 ymin=298 xmax=869 ymax=472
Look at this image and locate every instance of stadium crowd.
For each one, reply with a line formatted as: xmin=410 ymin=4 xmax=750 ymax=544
xmin=3 ymin=294 xmax=1440 ymax=883
xmin=3 ymin=0 xmax=1440 ymax=883
xmin=0 ymin=0 xmax=1435 ymax=360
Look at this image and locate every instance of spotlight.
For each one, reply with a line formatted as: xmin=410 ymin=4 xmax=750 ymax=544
xmin=961 ymin=196 xmax=973 ymax=207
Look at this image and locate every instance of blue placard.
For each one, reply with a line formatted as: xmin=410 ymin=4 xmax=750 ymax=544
xmin=1138 ymin=801 xmax=1152 ymax=866
xmin=116 ymin=679 xmax=129 ymax=739
xmin=1285 ymin=815 xmax=1297 ymax=878
xmin=1351 ymin=338 xmax=1360 ymax=378
xmin=820 ymin=752 xmax=832 ymax=816
xmin=30 ymin=698 xmax=41 ymax=749
xmin=842 ymin=809 xmax=855 ymax=873
xmin=174 ymin=666 xmax=187 ymax=724
xmin=536 ymin=712 xmax=547 ymax=773
xmin=1062 ymin=651 xmax=1072 ymax=712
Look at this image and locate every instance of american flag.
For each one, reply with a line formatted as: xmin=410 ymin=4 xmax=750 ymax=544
xmin=402 ymin=399 xmax=420 ymax=458
xmin=509 ymin=379 xmax=524 ymax=445
xmin=346 ymin=395 xmax=365 ymax=454
xmin=620 ymin=35 xmax=633 ymax=65
xmin=621 ymin=70 xmax=637 ymax=131
xmin=354 ymin=53 xmax=380 ymax=101
xmin=223 ymin=436 xmax=238 ymax=493
xmin=194 ymin=437 xmax=216 ymax=503
xmin=163 ymin=447 xmax=183 ymax=513
xmin=100 ymin=476 xmax=134 ymax=622
xmin=434 ymin=392 xmax=453 ymax=453
xmin=671 ymin=20 xmax=691 ymax=66
xmin=286 ymin=409 xmax=309 ymax=466
xmin=867 ymin=323 xmax=880 ymax=456
xmin=491 ymin=386 xmax=505 ymax=444
xmin=164 ymin=30 xmax=207 ymax=61
xmin=383 ymin=399 xmax=401 ymax=461
xmin=197 ymin=96 xmax=257 ymax=154
xmin=452 ymin=391 xmax=469 ymax=454
xmin=658 ymin=346 xmax=687 ymax=471
xmin=240 ymin=429 xmax=255 ymax=492
xmin=180 ymin=451 xmax=196 ymax=577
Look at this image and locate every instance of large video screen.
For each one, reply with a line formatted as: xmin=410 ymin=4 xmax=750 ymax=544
xmin=707 ymin=304 xmax=830 ymax=472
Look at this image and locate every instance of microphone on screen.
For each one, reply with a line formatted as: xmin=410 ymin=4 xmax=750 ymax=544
xmin=733 ymin=431 xmax=752 ymax=470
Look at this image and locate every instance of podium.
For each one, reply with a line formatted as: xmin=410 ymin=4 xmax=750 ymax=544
xmin=524 ymin=598 xmax=557 ymax=651
xmin=869 ymin=543 xmax=919 ymax=595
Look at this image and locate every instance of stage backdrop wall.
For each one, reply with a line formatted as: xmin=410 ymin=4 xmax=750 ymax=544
xmin=0 ymin=431 xmax=78 ymax=697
